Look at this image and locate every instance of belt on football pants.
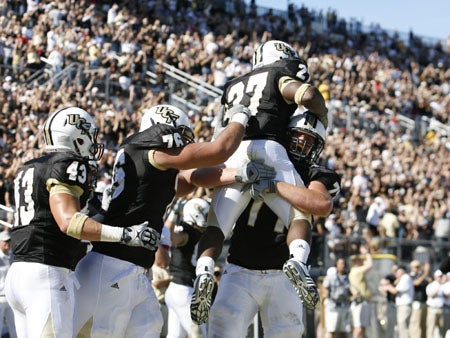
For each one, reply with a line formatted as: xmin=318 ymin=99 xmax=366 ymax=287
xmin=254 ymin=269 xmax=282 ymax=274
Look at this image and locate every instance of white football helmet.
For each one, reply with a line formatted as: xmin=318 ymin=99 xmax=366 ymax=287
xmin=182 ymin=198 xmax=210 ymax=228
xmin=252 ymin=40 xmax=299 ymax=69
xmin=43 ymin=106 xmax=104 ymax=160
xmin=288 ymin=110 xmax=326 ymax=164
xmin=140 ymin=104 xmax=194 ymax=143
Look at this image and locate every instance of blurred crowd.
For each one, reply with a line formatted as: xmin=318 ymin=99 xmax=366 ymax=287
xmin=0 ymin=0 xmax=449 ymax=310
xmin=315 ymin=249 xmax=450 ymax=338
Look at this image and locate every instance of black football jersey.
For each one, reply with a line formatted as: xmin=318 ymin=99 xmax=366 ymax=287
xmin=169 ymin=222 xmax=203 ymax=287
xmin=11 ymin=152 xmax=94 ymax=270
xmin=221 ymin=58 xmax=310 ymax=145
xmin=227 ymin=164 xmax=341 ymax=270
xmin=92 ymin=124 xmax=187 ymax=268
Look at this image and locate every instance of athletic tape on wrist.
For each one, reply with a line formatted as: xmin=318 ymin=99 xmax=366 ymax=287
xmin=231 ymin=112 xmax=249 ymax=127
xmin=67 ymin=212 xmax=88 ymax=239
xmin=100 ymin=224 xmax=124 ymax=242
xmin=294 ymin=83 xmax=311 ymax=105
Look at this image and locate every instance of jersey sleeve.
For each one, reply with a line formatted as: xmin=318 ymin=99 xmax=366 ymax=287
xmin=49 ymin=155 xmax=93 ymax=193
xmin=127 ymin=124 xmax=189 ymax=150
xmin=278 ymin=58 xmax=311 ymax=84
xmin=307 ymin=165 xmax=342 ymax=199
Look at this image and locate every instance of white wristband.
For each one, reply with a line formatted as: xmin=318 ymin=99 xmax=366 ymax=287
xmin=231 ymin=112 xmax=249 ymax=127
xmin=100 ymin=224 xmax=124 ymax=242
xmin=196 ymin=256 xmax=215 ymax=276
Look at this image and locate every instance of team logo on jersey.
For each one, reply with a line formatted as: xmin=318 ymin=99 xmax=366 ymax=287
xmin=66 ymin=114 xmax=91 ymax=134
xmin=155 ymin=106 xmax=179 ymax=125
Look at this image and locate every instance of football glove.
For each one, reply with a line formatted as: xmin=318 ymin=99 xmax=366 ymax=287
xmin=212 ymin=104 xmax=251 ymax=139
xmin=121 ymin=222 xmax=160 ymax=251
xmin=250 ymin=179 xmax=277 ymax=200
xmin=235 ymin=160 xmax=276 ymax=184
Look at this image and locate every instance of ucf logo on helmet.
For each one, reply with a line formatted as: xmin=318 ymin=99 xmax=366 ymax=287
xmin=155 ymin=106 xmax=179 ymax=124
xmin=274 ymin=42 xmax=296 ymax=57
xmin=66 ymin=114 xmax=91 ymax=134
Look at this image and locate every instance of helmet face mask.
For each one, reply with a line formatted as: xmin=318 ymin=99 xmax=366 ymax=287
xmin=140 ymin=105 xmax=194 ymax=144
xmin=43 ymin=107 xmax=104 ymax=160
xmin=182 ymin=198 xmax=210 ymax=228
xmin=288 ymin=111 xmax=326 ymax=165
xmin=253 ymin=40 xmax=299 ymax=69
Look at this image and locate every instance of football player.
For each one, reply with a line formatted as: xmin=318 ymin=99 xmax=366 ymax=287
xmin=205 ymin=111 xmax=341 ymax=337
xmin=164 ymin=198 xmax=210 ymax=338
xmin=192 ymin=40 xmax=329 ymax=323
xmin=4 ymin=107 xmax=159 ymax=338
xmin=72 ymin=104 xmax=274 ymax=337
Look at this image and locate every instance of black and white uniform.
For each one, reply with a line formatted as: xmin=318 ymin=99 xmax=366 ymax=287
xmin=5 ymin=152 xmax=93 ymax=338
xmin=165 ymin=222 xmax=204 ymax=338
xmin=73 ymin=125 xmax=186 ymax=338
xmin=210 ymin=58 xmax=312 ymax=237
xmin=209 ymin=164 xmax=341 ymax=338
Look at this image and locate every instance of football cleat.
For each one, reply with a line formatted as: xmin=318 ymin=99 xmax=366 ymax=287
xmin=283 ymin=258 xmax=319 ymax=309
xmin=190 ymin=273 xmax=215 ymax=324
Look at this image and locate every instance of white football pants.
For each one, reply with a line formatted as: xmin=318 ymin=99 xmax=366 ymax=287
xmin=165 ymin=282 xmax=205 ymax=338
xmin=5 ymin=262 xmax=75 ymax=338
xmin=209 ymin=263 xmax=304 ymax=337
xmin=209 ymin=139 xmax=309 ymax=237
xmin=73 ymin=252 xmax=162 ymax=338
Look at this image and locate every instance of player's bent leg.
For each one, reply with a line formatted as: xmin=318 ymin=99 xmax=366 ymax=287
xmin=6 ymin=262 xmax=74 ymax=338
xmin=208 ymin=265 xmax=258 ymax=338
xmin=73 ymin=252 xmax=103 ymax=336
xmin=165 ymin=282 xmax=192 ymax=336
xmin=125 ymin=279 xmax=162 ymax=338
xmin=76 ymin=252 xmax=156 ymax=338
xmin=192 ymin=226 xmax=224 ymax=326
xmin=283 ymin=219 xmax=319 ymax=310
xmin=211 ymin=182 xmax=252 ymax=237
xmin=283 ymin=259 xmax=319 ymax=309
xmin=259 ymin=272 xmax=304 ymax=338
xmin=190 ymin=272 xmax=214 ymax=325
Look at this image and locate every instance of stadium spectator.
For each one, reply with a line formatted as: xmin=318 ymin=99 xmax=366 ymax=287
xmin=425 ymin=270 xmax=446 ymax=338
xmin=381 ymin=265 xmax=414 ymax=338
xmin=349 ymin=245 xmax=373 ymax=338
xmin=409 ymin=260 xmax=431 ymax=338
xmin=323 ymin=258 xmax=352 ymax=338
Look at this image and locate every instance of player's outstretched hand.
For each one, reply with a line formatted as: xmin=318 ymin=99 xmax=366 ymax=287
xmin=121 ymin=222 xmax=160 ymax=250
xmin=235 ymin=160 xmax=276 ymax=184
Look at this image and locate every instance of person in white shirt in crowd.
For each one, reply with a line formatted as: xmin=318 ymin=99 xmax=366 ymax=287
xmin=323 ymin=258 xmax=352 ymax=338
xmin=442 ymin=272 xmax=450 ymax=338
xmin=381 ymin=265 xmax=414 ymax=338
xmin=0 ymin=230 xmax=16 ymax=338
xmin=426 ymin=270 xmax=446 ymax=338
xmin=365 ymin=196 xmax=386 ymax=236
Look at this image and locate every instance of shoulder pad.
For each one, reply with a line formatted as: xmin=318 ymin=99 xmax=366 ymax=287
xmin=50 ymin=153 xmax=93 ymax=190
xmin=124 ymin=124 xmax=189 ymax=149
xmin=276 ymin=58 xmax=311 ymax=83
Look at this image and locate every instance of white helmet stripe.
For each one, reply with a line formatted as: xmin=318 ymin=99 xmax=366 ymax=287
xmin=43 ymin=109 xmax=62 ymax=146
